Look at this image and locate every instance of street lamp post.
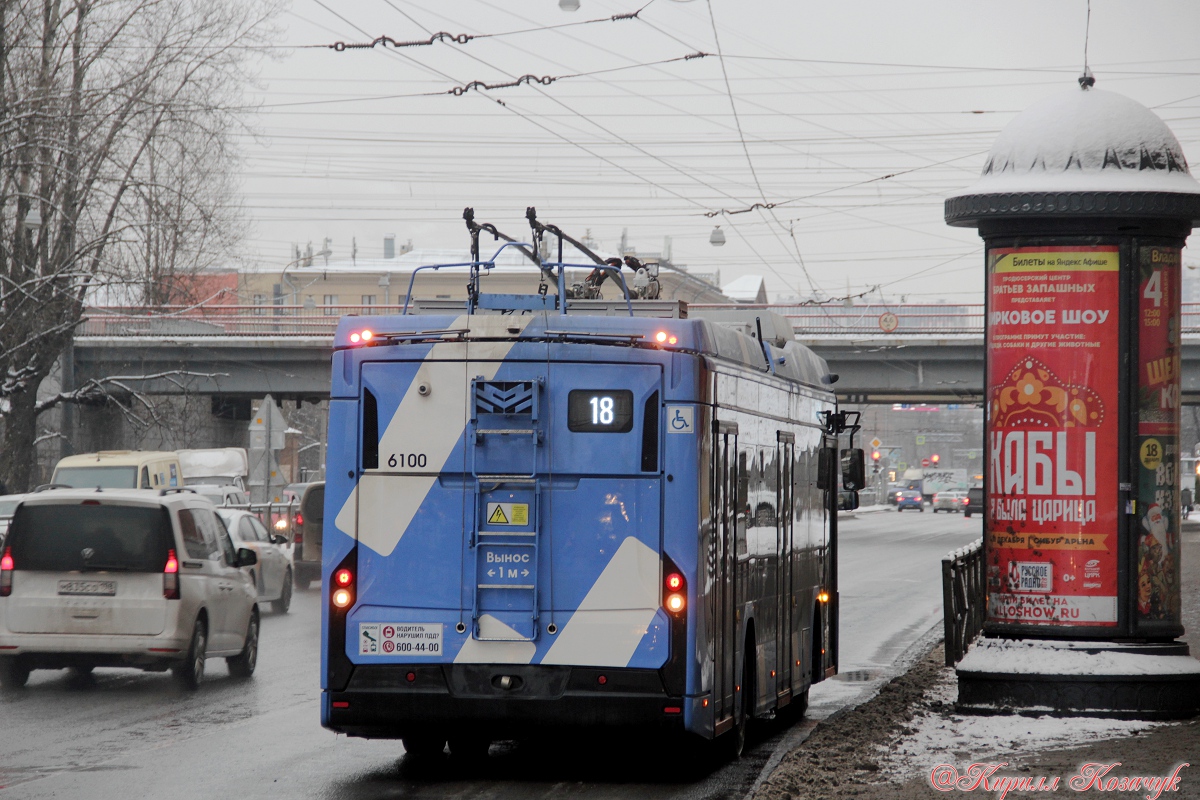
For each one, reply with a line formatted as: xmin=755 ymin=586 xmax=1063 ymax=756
xmin=280 ymin=248 xmax=332 ymax=309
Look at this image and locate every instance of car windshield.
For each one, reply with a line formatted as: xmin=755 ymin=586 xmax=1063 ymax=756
xmin=7 ymin=503 xmax=174 ymax=572
xmin=53 ymin=466 xmax=138 ymax=489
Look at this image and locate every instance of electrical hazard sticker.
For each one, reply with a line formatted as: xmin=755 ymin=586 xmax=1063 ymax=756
xmin=485 ymin=502 xmax=528 ymax=526
xmin=359 ymin=623 xmax=443 ymax=656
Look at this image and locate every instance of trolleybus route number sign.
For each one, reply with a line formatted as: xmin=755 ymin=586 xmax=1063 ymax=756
xmin=359 ymin=623 xmax=443 ymax=656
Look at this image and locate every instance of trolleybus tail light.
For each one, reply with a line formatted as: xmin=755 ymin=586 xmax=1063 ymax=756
xmin=818 ymin=591 xmax=830 ymax=604
xmin=332 ymin=568 xmax=354 ymax=608
xmin=349 ymin=329 xmax=374 ymax=344
xmin=0 ymin=547 xmax=12 ymax=597
xmin=597 ymin=675 xmax=607 ymax=685
xmin=663 ymin=706 xmax=682 ymax=715
xmin=332 ymin=701 xmax=350 ymax=709
xmin=163 ymin=549 xmax=180 ymax=599
xmin=663 ymin=570 xmax=686 ymax=615
xmin=653 ymin=330 xmax=678 ymax=346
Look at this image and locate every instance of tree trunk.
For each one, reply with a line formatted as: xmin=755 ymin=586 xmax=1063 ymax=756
xmin=1 ymin=384 xmax=43 ymax=492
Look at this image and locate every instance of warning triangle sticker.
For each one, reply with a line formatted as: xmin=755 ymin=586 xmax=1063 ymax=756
xmin=487 ymin=505 xmax=509 ymax=525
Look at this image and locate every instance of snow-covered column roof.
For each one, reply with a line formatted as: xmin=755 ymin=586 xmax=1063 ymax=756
xmin=945 ymin=85 xmax=1200 ymax=227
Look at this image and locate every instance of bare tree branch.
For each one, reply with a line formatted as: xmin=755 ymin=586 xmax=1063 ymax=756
xmin=0 ymin=0 xmax=279 ymax=490
xmin=34 ymin=368 xmax=229 ymax=415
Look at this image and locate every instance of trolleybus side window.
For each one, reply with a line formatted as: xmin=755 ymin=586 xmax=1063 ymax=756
xmin=362 ymin=388 xmax=379 ymax=469
xmin=640 ymin=390 xmax=659 ymax=472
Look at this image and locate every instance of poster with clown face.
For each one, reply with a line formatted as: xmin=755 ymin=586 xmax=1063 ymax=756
xmin=984 ymin=245 xmax=1119 ymax=627
xmin=1136 ymin=245 xmax=1182 ymax=624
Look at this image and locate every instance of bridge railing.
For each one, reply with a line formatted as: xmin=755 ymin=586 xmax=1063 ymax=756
xmin=942 ymin=537 xmax=985 ymax=666
xmin=77 ymin=304 xmax=405 ymax=336
xmin=74 ymin=303 xmax=1200 ymax=337
xmin=691 ymin=303 xmax=987 ymax=336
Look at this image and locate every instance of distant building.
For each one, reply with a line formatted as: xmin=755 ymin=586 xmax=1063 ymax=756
xmin=240 ymin=241 xmax=729 ymax=312
xmin=722 ymin=275 xmax=768 ymax=304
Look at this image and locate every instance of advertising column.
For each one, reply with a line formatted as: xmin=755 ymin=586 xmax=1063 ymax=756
xmin=986 ymin=246 xmax=1119 ymax=628
xmin=1136 ymin=245 xmax=1183 ymax=630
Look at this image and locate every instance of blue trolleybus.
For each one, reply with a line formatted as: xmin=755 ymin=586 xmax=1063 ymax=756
xmin=321 ymin=219 xmax=848 ymax=756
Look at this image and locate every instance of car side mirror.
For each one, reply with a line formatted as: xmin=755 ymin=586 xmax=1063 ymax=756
xmin=841 ymin=448 xmax=866 ymax=491
xmin=235 ymin=547 xmax=258 ymax=568
xmin=270 ymin=534 xmax=288 ymax=545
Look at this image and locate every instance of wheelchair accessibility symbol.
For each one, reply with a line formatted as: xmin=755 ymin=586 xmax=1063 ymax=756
xmin=666 ymin=405 xmax=694 ymax=434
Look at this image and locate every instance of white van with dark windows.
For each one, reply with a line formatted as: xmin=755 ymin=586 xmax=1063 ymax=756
xmin=0 ymin=489 xmax=259 ymax=689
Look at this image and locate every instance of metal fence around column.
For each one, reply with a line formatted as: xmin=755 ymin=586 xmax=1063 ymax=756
xmin=942 ymin=537 xmax=984 ymax=666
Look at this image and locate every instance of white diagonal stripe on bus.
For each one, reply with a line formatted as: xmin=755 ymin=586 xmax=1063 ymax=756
xmin=541 ymin=536 xmax=660 ymax=667
xmin=356 ymin=318 xmax=534 ymax=558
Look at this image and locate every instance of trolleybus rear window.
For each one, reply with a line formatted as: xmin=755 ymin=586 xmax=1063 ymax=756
xmin=567 ymin=390 xmax=634 ymax=432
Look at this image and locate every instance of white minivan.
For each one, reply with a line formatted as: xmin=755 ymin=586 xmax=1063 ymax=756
xmin=0 ymin=489 xmax=260 ymax=689
xmin=52 ymin=451 xmax=184 ymax=491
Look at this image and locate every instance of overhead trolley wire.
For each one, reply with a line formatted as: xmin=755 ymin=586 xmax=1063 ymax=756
xmin=703 ymin=0 xmax=826 ymax=295
xmin=254 ymin=52 xmax=707 ymax=108
xmin=307 ymin=0 xmax=740 ymax=219
xmin=324 ymin=5 xmax=648 ymax=51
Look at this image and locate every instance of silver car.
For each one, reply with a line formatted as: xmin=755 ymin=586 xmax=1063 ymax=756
xmin=191 ymin=484 xmax=249 ymax=508
xmin=216 ymin=508 xmax=294 ymax=614
xmin=0 ymin=488 xmax=259 ymax=689
xmin=932 ymin=491 xmax=967 ymax=513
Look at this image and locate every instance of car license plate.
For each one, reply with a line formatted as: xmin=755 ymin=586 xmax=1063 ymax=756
xmin=58 ymin=580 xmax=116 ymax=596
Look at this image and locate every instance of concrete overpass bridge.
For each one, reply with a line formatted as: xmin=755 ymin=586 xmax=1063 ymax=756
xmin=68 ymin=302 xmax=1200 ymax=406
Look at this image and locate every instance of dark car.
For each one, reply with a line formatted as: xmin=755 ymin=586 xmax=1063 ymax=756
xmin=964 ymin=486 xmax=984 ymax=518
xmin=293 ymin=482 xmax=324 ymax=589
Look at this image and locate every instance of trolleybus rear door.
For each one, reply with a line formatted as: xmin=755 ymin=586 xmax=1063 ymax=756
xmin=713 ymin=420 xmax=739 ymax=728
xmin=777 ymin=432 xmax=795 ymax=698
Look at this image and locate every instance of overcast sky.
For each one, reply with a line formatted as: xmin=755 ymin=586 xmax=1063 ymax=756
xmin=238 ymin=1 xmax=1200 ymax=302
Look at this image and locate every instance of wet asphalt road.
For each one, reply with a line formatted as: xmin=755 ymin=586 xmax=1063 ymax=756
xmin=0 ymin=507 xmax=980 ymax=800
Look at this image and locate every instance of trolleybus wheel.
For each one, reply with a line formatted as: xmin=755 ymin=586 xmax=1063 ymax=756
xmin=402 ymin=735 xmax=447 ymax=757
xmin=725 ymin=644 xmax=755 ymax=759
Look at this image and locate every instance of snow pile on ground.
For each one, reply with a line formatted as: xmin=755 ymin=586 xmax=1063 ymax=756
xmin=877 ymin=665 xmax=1165 ymax=782
xmin=957 ymin=637 xmax=1200 ymax=676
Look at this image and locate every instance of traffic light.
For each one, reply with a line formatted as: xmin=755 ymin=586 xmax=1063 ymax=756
xmin=931 ymin=453 xmax=940 ymax=465
xmin=871 ymin=450 xmax=881 ymax=462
